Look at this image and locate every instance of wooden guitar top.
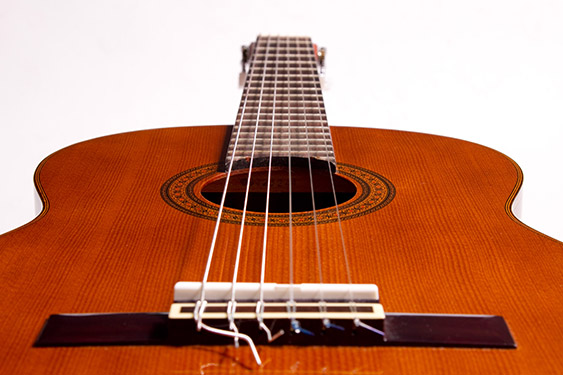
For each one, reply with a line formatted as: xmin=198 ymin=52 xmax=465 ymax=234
xmin=0 ymin=125 xmax=561 ymax=374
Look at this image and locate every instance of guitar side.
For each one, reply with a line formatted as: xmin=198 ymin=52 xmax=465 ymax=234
xmin=0 ymin=125 xmax=561 ymax=374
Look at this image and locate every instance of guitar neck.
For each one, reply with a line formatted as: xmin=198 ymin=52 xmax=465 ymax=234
xmin=226 ymin=35 xmax=335 ymax=170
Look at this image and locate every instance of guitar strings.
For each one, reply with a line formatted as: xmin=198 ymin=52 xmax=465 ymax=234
xmin=197 ymin=57 xmax=256 ymax=305
xmin=194 ymin=37 xmax=377 ymax=362
xmin=256 ymin=35 xmax=280 ymax=340
xmin=192 ymin=35 xmax=263 ymax=365
xmin=287 ymin=36 xmax=297 ymax=322
xmin=300 ymin=38 xmax=329 ymax=323
xmin=311 ymin=47 xmax=359 ymax=319
xmin=311 ymin=45 xmax=383 ymax=336
xmin=227 ymin=35 xmax=274 ymax=340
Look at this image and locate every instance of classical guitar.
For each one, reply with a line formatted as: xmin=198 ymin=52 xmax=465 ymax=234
xmin=1 ymin=35 xmax=562 ymax=374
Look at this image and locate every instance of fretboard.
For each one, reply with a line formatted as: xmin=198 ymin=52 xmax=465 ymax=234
xmin=226 ymin=36 xmax=335 ymax=170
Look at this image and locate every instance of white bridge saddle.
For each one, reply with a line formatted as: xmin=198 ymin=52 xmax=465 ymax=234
xmin=170 ymin=282 xmax=384 ymax=321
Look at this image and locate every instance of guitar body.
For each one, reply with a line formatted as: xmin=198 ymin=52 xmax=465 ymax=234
xmin=0 ymin=125 xmax=561 ymax=374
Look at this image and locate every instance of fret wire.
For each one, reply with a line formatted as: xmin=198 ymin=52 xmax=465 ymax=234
xmin=228 ymin=143 xmax=333 ymax=149
xmin=232 ymin=131 xmax=330 ymax=137
xmin=235 ymin=132 xmax=329 ymax=138
xmin=246 ymin=75 xmax=320 ymax=81
xmin=245 ymin=90 xmax=320 ymax=95
xmin=254 ymin=43 xmax=314 ymax=48
xmin=237 ymin=112 xmax=326 ymax=117
xmin=238 ymin=106 xmax=326 ymax=111
xmin=229 ymin=148 xmax=335 ymax=153
xmin=238 ymin=104 xmax=326 ymax=110
xmin=230 ymin=150 xmax=334 ymax=154
xmin=233 ymin=137 xmax=330 ymax=143
xmin=252 ymin=50 xmax=314 ymax=55
xmin=253 ymin=71 xmax=318 ymax=75
xmin=246 ymin=90 xmax=320 ymax=95
xmin=255 ymin=38 xmax=311 ymax=42
xmin=255 ymin=41 xmax=311 ymax=46
xmin=229 ymin=130 xmax=331 ymax=135
xmin=229 ymin=131 xmax=331 ymax=137
xmin=238 ymin=122 xmax=329 ymax=127
xmin=252 ymin=53 xmax=315 ymax=58
xmin=244 ymin=92 xmax=322 ymax=97
xmin=256 ymin=37 xmax=310 ymax=40
xmin=245 ymin=84 xmax=320 ymax=89
xmin=233 ymin=133 xmax=330 ymax=139
xmin=235 ymin=131 xmax=329 ymax=136
xmin=237 ymin=115 xmax=327 ymax=120
xmin=246 ymin=82 xmax=319 ymax=88
xmin=250 ymin=74 xmax=317 ymax=79
xmin=255 ymin=40 xmax=312 ymax=44
xmin=231 ymin=144 xmax=333 ymax=148
xmin=250 ymin=70 xmax=319 ymax=75
xmin=230 ymin=145 xmax=334 ymax=150
xmin=245 ymin=85 xmax=320 ymax=89
xmin=239 ymin=113 xmax=326 ymax=120
xmin=256 ymin=36 xmax=311 ymax=40
xmin=252 ymin=58 xmax=315 ymax=63
xmin=246 ymin=82 xmax=320 ymax=87
xmin=246 ymin=73 xmax=319 ymax=78
xmin=245 ymin=76 xmax=320 ymax=82
xmin=254 ymin=44 xmax=313 ymax=47
xmin=236 ymin=116 xmax=327 ymax=121
xmin=238 ymin=108 xmax=326 ymax=112
xmin=241 ymin=95 xmax=324 ymax=101
xmin=237 ymin=113 xmax=327 ymax=118
xmin=245 ymin=89 xmax=322 ymax=94
xmin=253 ymin=50 xmax=314 ymax=55
xmin=237 ymin=109 xmax=325 ymax=114
xmin=235 ymin=125 xmax=329 ymax=129
xmin=242 ymin=96 xmax=323 ymax=101
xmin=256 ymin=41 xmax=311 ymax=45
xmin=246 ymin=79 xmax=320 ymax=84
xmin=252 ymin=63 xmax=317 ymax=69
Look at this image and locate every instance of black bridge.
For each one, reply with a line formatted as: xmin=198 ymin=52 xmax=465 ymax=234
xmin=35 ymin=311 xmax=516 ymax=348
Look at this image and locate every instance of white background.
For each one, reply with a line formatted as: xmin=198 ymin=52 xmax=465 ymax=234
xmin=0 ymin=0 xmax=561 ymax=240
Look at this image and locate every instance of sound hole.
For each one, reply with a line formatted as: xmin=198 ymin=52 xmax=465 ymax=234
xmin=201 ymin=166 xmax=357 ymax=213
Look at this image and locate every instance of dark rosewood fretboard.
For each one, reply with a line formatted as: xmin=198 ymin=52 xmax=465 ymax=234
xmin=226 ymin=36 xmax=335 ymax=170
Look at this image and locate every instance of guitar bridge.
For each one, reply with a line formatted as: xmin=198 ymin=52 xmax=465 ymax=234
xmin=167 ymin=301 xmax=385 ymax=348
xmin=169 ymin=281 xmax=385 ymax=354
xmin=34 ymin=281 xmax=515 ymax=357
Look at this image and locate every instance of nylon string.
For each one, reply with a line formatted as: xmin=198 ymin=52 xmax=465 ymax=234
xmin=228 ymin=36 xmax=274 ymax=335
xmin=299 ymin=39 xmax=328 ymax=320
xmin=195 ymin=38 xmax=365 ymax=355
xmin=312 ymin=45 xmax=380 ymax=333
xmin=197 ymin=41 xmax=259 ymax=305
xmin=256 ymin=36 xmax=280 ymax=339
xmin=287 ymin=36 xmax=296 ymax=320
xmin=312 ymin=49 xmax=359 ymax=318
xmin=192 ymin=35 xmax=266 ymax=365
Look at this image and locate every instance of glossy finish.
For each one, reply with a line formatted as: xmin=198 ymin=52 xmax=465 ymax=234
xmin=0 ymin=125 xmax=562 ymax=374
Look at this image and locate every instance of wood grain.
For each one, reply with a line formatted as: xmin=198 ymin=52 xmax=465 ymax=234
xmin=0 ymin=125 xmax=561 ymax=374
